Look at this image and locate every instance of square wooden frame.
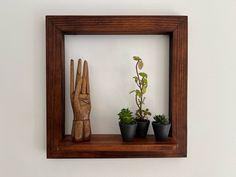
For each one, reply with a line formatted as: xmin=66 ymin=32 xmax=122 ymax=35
xmin=46 ymin=16 xmax=187 ymax=158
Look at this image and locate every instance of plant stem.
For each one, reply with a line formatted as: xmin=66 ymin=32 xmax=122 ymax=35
xmin=135 ymin=61 xmax=144 ymax=119
xmin=135 ymin=94 xmax=139 ymax=109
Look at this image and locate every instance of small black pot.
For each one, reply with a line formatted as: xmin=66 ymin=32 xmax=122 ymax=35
xmin=119 ymin=122 xmax=137 ymax=142
xmin=136 ymin=119 xmax=150 ymax=138
xmin=152 ymin=122 xmax=171 ymax=140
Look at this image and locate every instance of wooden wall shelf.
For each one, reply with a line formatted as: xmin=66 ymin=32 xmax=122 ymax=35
xmin=58 ymin=135 xmax=178 ymax=158
xmin=46 ymin=16 xmax=188 ymax=158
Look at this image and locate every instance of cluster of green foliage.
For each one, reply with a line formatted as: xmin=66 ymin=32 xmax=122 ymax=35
xmin=130 ymin=56 xmax=151 ymax=120
xmin=118 ymin=108 xmax=136 ymax=124
xmin=118 ymin=56 xmax=168 ymax=125
xmin=153 ymin=115 xmax=169 ymax=125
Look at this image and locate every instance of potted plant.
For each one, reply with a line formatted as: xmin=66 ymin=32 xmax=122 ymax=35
xmin=152 ymin=114 xmax=171 ymax=140
xmin=118 ymin=108 xmax=137 ymax=142
xmin=130 ymin=56 xmax=151 ymax=138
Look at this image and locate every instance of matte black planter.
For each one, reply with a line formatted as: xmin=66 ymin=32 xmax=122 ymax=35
xmin=119 ymin=122 xmax=137 ymax=142
xmin=136 ymin=120 xmax=150 ymax=138
xmin=152 ymin=122 xmax=171 ymax=140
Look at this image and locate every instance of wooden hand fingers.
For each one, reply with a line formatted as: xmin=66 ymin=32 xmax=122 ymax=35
xmin=86 ymin=61 xmax=90 ymax=95
xmin=81 ymin=60 xmax=88 ymax=94
xmin=70 ymin=59 xmax=74 ymax=101
xmin=72 ymin=59 xmax=90 ymax=104
xmin=74 ymin=59 xmax=82 ymax=99
xmin=81 ymin=60 xmax=90 ymax=96
xmin=75 ymin=59 xmax=82 ymax=89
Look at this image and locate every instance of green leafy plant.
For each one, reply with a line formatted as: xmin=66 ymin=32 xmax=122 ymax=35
xmin=118 ymin=108 xmax=136 ymax=124
xmin=130 ymin=56 xmax=151 ymax=120
xmin=153 ymin=115 xmax=169 ymax=125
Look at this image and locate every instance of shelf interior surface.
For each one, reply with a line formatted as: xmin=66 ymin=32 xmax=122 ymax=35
xmin=60 ymin=135 xmax=177 ymax=152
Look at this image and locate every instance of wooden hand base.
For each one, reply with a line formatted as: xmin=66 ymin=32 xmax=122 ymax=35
xmin=72 ymin=119 xmax=91 ymax=142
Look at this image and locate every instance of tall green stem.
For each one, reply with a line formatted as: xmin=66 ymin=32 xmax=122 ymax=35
xmin=135 ymin=61 xmax=143 ymax=119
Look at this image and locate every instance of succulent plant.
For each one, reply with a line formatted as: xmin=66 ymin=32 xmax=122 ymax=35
xmin=153 ymin=115 xmax=169 ymax=125
xmin=118 ymin=108 xmax=136 ymax=124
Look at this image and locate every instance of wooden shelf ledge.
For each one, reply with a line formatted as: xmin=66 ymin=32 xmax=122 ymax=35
xmin=59 ymin=135 xmax=177 ymax=152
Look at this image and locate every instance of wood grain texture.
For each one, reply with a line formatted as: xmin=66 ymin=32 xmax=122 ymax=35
xmin=54 ymin=135 xmax=179 ymax=158
xmin=46 ymin=16 xmax=187 ymax=158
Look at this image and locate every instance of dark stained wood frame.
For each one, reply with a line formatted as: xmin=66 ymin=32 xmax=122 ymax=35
xmin=46 ymin=16 xmax=187 ymax=158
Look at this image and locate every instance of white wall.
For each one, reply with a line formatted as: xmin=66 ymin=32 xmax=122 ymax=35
xmin=0 ymin=0 xmax=236 ymax=177
xmin=64 ymin=35 xmax=169 ymax=135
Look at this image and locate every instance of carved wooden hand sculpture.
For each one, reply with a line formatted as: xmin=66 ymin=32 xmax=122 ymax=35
xmin=70 ymin=59 xmax=91 ymax=142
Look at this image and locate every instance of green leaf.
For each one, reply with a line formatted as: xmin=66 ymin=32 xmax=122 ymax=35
xmin=133 ymin=56 xmax=141 ymax=61
xmin=139 ymin=72 xmax=147 ymax=78
xmin=133 ymin=76 xmax=138 ymax=83
xmin=136 ymin=90 xmax=141 ymax=97
xmin=129 ymin=90 xmax=136 ymax=94
xmin=141 ymin=87 xmax=146 ymax=94
xmin=142 ymin=78 xmax=147 ymax=85
xmin=138 ymin=61 xmax=143 ymax=70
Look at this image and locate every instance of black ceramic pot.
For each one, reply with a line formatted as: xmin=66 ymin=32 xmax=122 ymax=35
xmin=135 ymin=119 xmax=150 ymax=138
xmin=152 ymin=122 xmax=171 ymax=140
xmin=119 ymin=122 xmax=137 ymax=142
